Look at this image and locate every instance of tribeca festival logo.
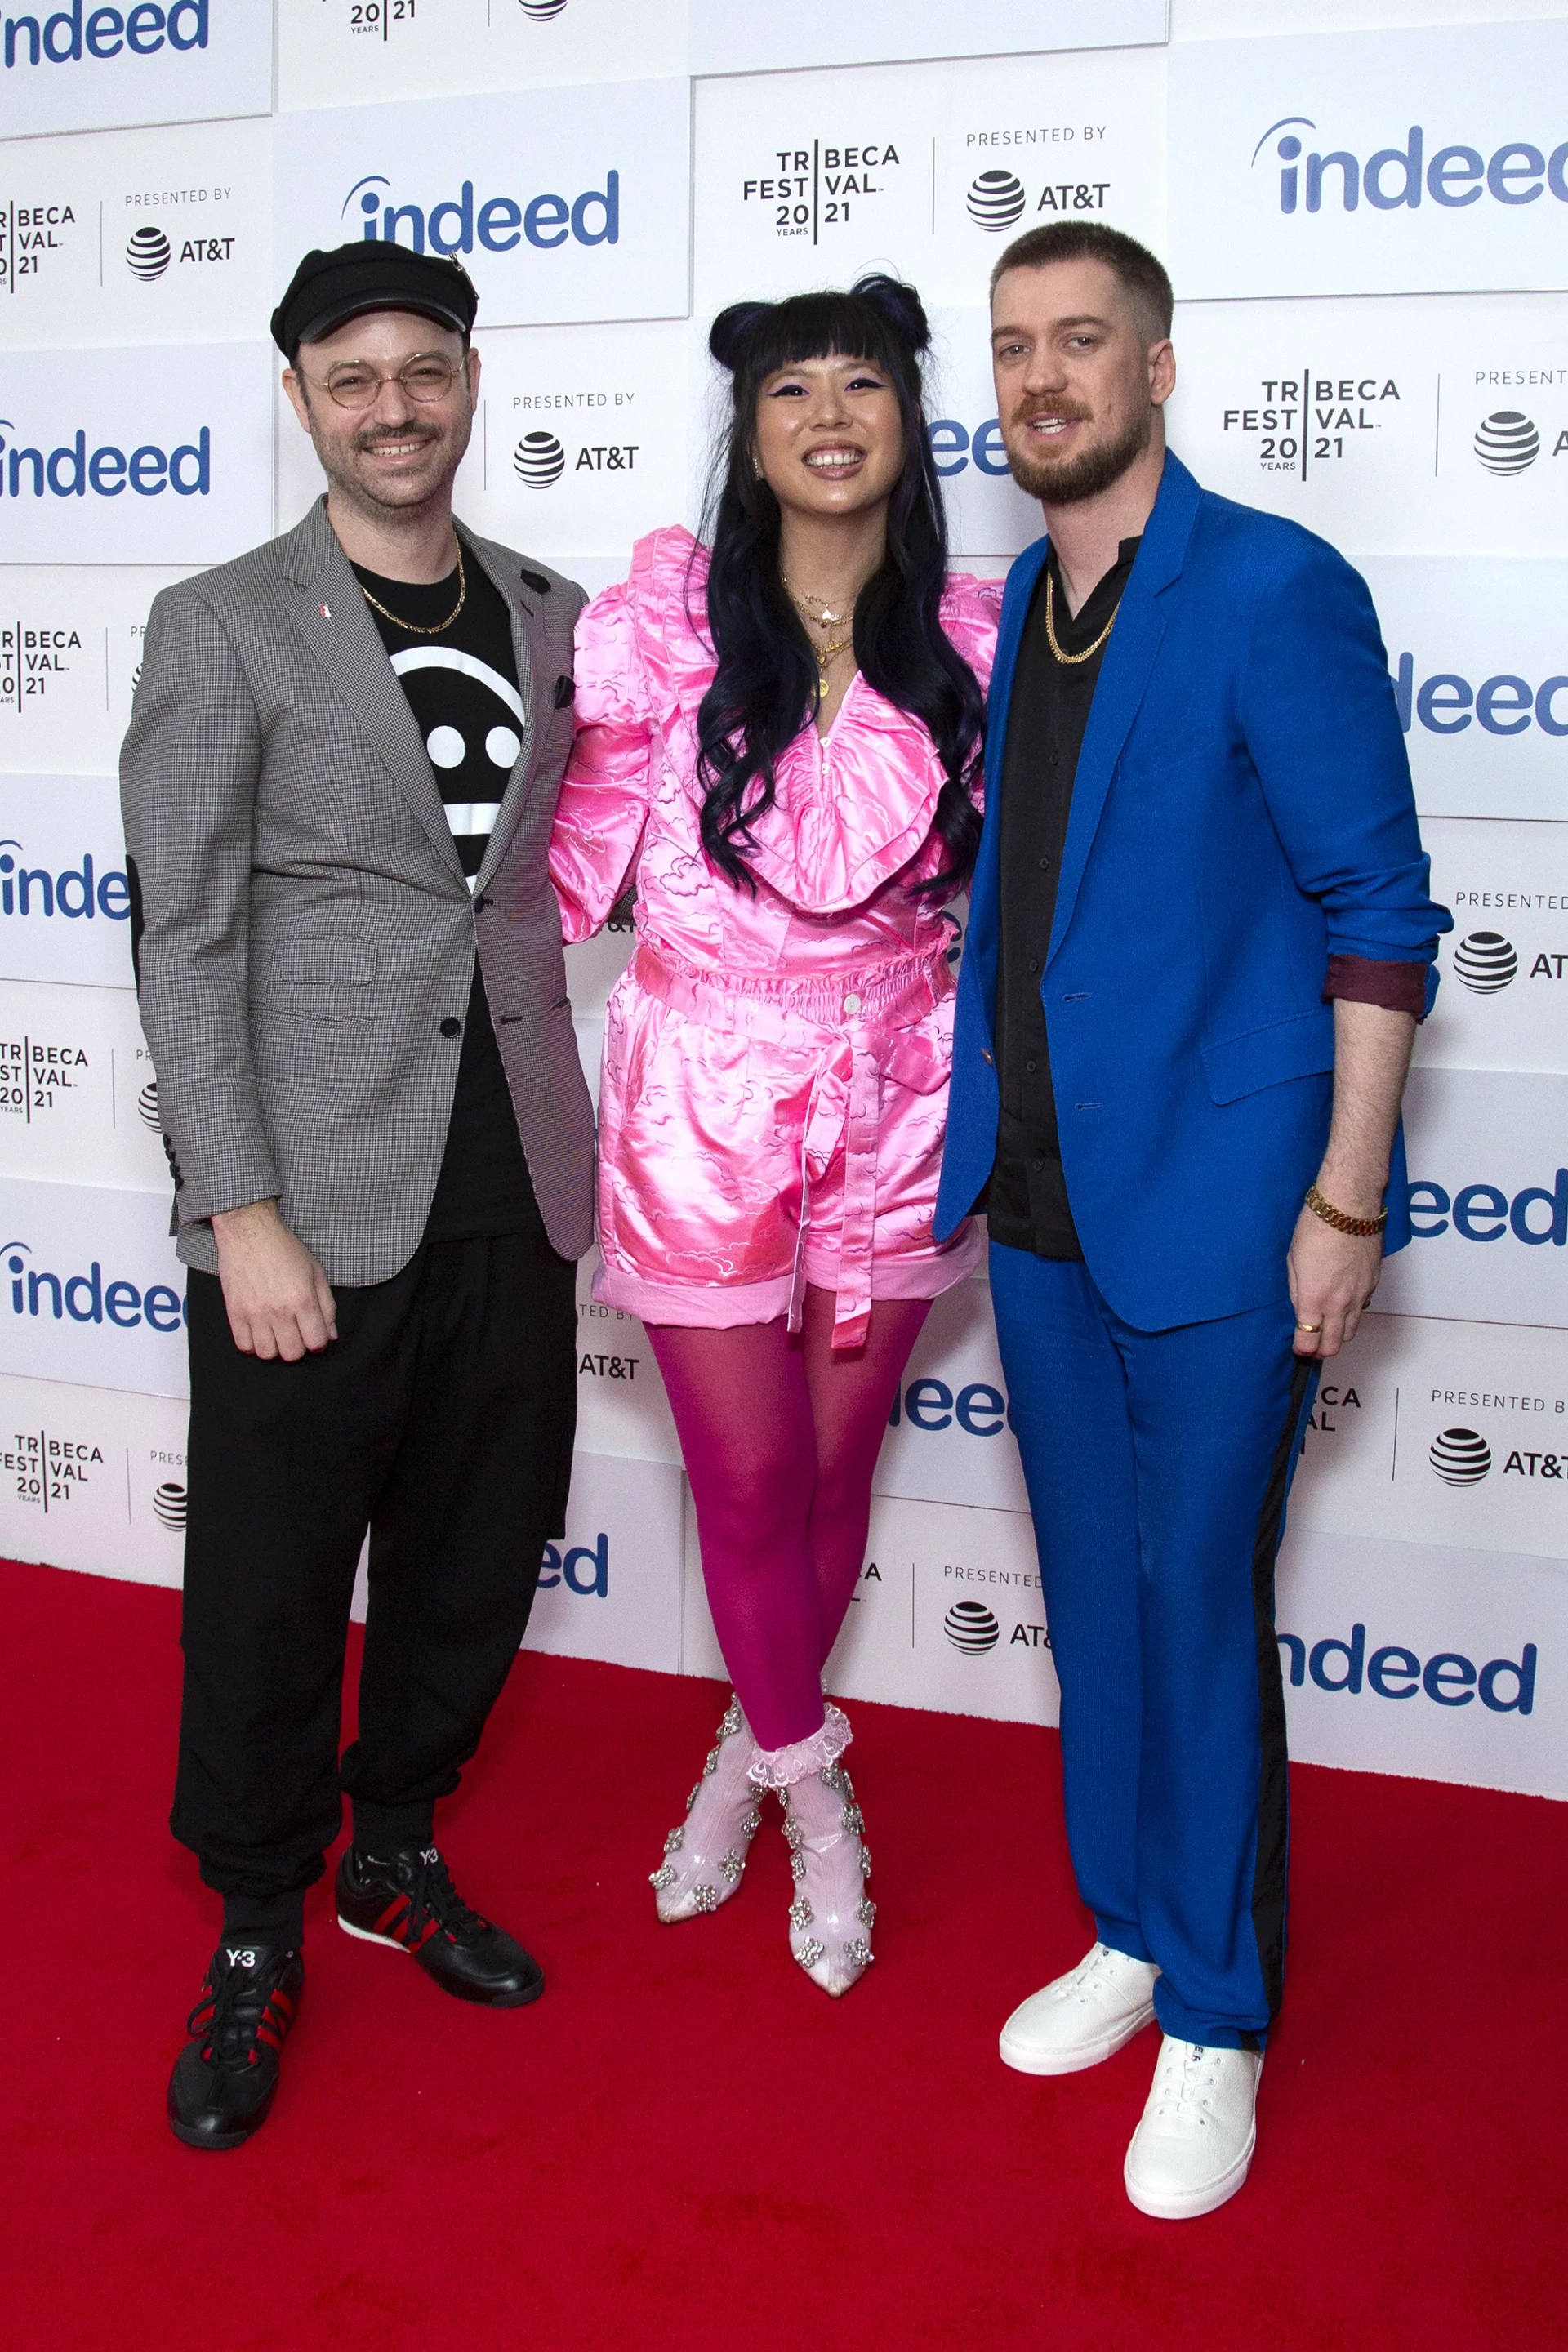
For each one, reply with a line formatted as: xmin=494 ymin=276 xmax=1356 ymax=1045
xmin=1252 ymin=116 xmax=1568 ymax=217
xmin=0 ymin=619 xmax=86 ymax=716
xmin=0 ymin=416 xmax=211 ymax=501
xmin=1 ymin=1239 xmax=185 ymax=1333
xmin=1 ymin=2 xmax=212 ymax=74
xmin=739 ymin=139 xmax=902 ymax=247
xmin=0 ymin=200 xmax=74 ymax=294
xmin=1219 ymin=370 xmax=1401 ymax=483
xmin=0 ymin=1420 xmax=105 ymax=1516
xmin=341 ymin=167 xmax=619 ymax=258
xmin=0 ymin=1031 xmax=87 ymax=1126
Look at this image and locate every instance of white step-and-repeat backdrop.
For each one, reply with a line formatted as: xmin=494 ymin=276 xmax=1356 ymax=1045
xmin=2 ymin=1 xmax=1564 ymax=1799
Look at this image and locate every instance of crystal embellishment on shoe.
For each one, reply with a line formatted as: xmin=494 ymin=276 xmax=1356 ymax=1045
xmin=650 ymin=1697 xmax=764 ymax=1924
xmin=767 ymin=1712 xmax=875 ymax=1998
xmin=999 ymin=1942 xmax=1160 ymax=2078
xmin=1123 ymin=2037 xmax=1263 ymax=2220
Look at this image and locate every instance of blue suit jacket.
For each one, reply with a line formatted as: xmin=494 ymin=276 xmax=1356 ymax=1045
xmin=935 ymin=452 xmax=1450 ymax=1331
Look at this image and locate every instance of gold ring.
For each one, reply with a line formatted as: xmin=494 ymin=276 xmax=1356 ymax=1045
xmin=1295 ymin=1321 xmax=1322 ymax=1334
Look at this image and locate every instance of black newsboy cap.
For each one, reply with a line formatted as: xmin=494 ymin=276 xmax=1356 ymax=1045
xmin=270 ymin=240 xmax=479 ymax=362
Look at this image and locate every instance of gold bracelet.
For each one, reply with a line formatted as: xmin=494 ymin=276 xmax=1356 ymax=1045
xmin=1305 ymin=1183 xmax=1387 ymax=1238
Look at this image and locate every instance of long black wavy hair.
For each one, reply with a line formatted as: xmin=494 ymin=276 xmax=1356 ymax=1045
xmin=693 ymin=274 xmax=985 ymax=897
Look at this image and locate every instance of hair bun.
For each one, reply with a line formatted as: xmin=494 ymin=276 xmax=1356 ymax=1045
xmin=849 ymin=274 xmax=930 ymax=354
xmin=708 ymin=301 xmax=775 ymax=372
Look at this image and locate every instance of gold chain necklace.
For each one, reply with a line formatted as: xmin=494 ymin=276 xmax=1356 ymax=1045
xmin=359 ymin=540 xmax=466 ymax=637
xmin=782 ymin=574 xmax=856 ymax=676
xmin=1045 ymin=566 xmax=1120 ymax=666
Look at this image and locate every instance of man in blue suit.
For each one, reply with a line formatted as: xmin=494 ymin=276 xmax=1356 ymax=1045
xmin=936 ymin=223 xmax=1449 ymax=2219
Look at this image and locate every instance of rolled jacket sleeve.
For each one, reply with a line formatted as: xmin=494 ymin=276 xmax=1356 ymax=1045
xmin=1238 ymin=537 xmax=1452 ymax=996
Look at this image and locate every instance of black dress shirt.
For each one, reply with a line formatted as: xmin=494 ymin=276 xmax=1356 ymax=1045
xmin=984 ymin=537 xmax=1142 ymax=1258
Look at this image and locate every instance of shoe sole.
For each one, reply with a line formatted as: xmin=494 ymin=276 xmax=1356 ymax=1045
xmin=1123 ymin=2121 xmax=1257 ymax=2221
xmin=999 ymin=2001 xmax=1157 ymax=2077
xmin=336 ymin=1913 xmax=546 ymax=2007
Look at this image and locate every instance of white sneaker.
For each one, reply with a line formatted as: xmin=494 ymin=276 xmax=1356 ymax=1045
xmin=998 ymin=1943 xmax=1160 ymax=2076
xmin=1124 ymin=2036 xmax=1263 ymax=2219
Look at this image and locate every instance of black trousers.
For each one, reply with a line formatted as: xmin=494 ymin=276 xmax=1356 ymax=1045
xmin=173 ymin=1231 xmax=577 ymax=1932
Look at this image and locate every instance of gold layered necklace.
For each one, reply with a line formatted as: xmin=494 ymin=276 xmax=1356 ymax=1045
xmin=359 ymin=539 xmax=467 ymax=636
xmin=782 ymin=574 xmax=856 ymax=676
xmin=1044 ymin=566 xmax=1120 ymax=666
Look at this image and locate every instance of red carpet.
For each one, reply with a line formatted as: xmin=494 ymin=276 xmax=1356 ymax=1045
xmin=4 ymin=1557 xmax=1565 ymax=2350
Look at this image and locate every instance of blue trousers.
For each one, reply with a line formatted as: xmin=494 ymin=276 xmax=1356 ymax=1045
xmin=988 ymin=1245 xmax=1317 ymax=2048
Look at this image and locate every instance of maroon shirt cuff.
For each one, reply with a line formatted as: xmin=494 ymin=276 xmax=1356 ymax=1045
xmin=1323 ymin=955 xmax=1428 ymax=1018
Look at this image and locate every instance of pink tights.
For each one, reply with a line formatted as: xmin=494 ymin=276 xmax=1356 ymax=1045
xmin=646 ymin=1287 xmax=931 ymax=1753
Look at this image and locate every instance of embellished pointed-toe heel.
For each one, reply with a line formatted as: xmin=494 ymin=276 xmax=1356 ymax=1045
xmin=648 ymin=1698 xmax=763 ymax=1922
xmin=751 ymin=1704 xmax=875 ymax=1998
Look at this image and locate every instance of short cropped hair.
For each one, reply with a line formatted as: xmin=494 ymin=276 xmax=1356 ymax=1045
xmin=988 ymin=221 xmax=1174 ymax=342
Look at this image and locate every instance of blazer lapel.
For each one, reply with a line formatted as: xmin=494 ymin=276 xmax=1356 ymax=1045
xmin=465 ymin=528 xmax=546 ymax=895
xmin=967 ymin=534 xmax=1049 ymax=992
xmin=1046 ymin=452 xmax=1202 ymax=964
xmin=283 ymin=501 xmax=466 ymax=886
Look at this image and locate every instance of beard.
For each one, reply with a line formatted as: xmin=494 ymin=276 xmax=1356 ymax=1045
xmin=1004 ymin=399 xmax=1153 ymax=504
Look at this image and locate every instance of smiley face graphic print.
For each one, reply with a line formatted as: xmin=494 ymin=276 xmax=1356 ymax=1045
xmin=352 ymin=549 xmax=524 ymax=888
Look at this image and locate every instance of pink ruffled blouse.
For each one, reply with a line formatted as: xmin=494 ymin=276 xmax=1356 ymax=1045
xmin=550 ymin=526 xmax=1004 ymax=1346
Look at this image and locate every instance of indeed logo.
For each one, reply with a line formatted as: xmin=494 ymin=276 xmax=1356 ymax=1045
xmin=888 ymin=1376 xmax=1012 ymax=1436
xmin=1393 ymin=655 xmax=1568 ymax=737
xmin=1254 ymin=117 xmax=1568 ymax=216
xmin=0 ymin=420 xmax=210 ymax=501
xmin=0 ymin=844 xmax=131 ymax=920
xmin=1407 ymin=1170 xmax=1568 ymax=1245
xmin=1 ymin=1241 xmax=185 ymax=1331
xmin=342 ymin=171 xmax=619 ymax=257
xmin=928 ymin=417 xmax=1013 ymax=479
xmin=1278 ymin=1622 xmax=1536 ymax=1715
xmin=2 ymin=2 xmax=209 ymax=71
xmin=537 ymin=1530 xmax=608 ymax=1597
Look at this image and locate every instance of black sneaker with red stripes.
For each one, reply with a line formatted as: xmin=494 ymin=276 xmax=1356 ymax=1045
xmin=335 ymin=1842 xmax=544 ymax=2008
xmin=167 ymin=1942 xmax=304 ymax=2151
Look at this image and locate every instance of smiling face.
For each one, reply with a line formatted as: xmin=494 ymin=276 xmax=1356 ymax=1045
xmin=990 ymin=256 xmax=1174 ymax=506
xmin=282 ymin=307 xmax=479 ymax=520
xmin=751 ymin=353 xmax=906 ymax=524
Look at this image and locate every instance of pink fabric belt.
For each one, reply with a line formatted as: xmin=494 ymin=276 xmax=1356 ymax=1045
xmin=630 ymin=942 xmax=956 ymax=1349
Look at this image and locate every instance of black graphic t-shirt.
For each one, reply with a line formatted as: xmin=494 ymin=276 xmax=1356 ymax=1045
xmin=353 ymin=547 xmax=541 ymax=1241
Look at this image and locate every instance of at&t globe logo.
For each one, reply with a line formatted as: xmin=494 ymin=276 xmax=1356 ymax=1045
xmin=967 ymin=171 xmax=1026 ymax=232
xmin=152 ymin=1479 xmax=186 ymax=1530
xmin=514 ymin=431 xmax=564 ymax=488
xmin=518 ymin=0 xmax=568 ymax=17
xmin=943 ymin=1599 xmax=1000 ymax=1654
xmin=1429 ymin=1427 xmax=1492 ymax=1484
xmin=126 ymin=227 xmax=170 ymax=282
xmin=1474 ymin=412 xmax=1539 ymax=474
xmin=1454 ymin=932 xmax=1517 ymax=992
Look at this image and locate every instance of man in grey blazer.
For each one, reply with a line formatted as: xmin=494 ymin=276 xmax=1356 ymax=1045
xmin=121 ymin=242 xmax=595 ymax=2151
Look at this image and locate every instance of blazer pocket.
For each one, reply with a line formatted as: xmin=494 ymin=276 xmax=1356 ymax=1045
xmin=1200 ymin=1006 xmax=1334 ymax=1105
xmin=274 ymin=932 xmax=379 ymax=987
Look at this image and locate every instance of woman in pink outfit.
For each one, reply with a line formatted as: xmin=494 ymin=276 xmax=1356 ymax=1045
xmin=550 ymin=278 xmax=1002 ymax=1994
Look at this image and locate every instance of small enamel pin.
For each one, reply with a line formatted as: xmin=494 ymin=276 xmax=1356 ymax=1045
xmin=319 ymin=602 xmax=332 ymax=621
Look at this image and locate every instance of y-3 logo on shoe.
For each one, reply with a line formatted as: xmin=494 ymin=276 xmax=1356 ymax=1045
xmin=421 ymin=1847 xmax=440 ymax=1865
xmin=225 ymin=1948 xmax=257 ymax=1968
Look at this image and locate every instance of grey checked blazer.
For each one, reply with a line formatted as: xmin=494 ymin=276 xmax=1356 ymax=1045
xmin=119 ymin=497 xmax=596 ymax=1284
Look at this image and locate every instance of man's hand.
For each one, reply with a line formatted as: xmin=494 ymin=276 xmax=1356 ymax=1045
xmin=1287 ymin=999 xmax=1419 ymax=1360
xmin=212 ymin=1199 xmax=337 ymax=1361
xmin=1287 ymin=1205 xmax=1383 ymax=1359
